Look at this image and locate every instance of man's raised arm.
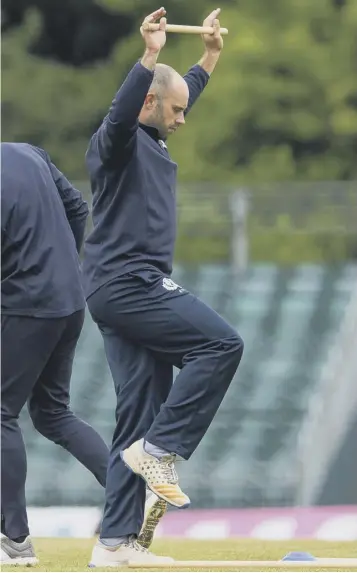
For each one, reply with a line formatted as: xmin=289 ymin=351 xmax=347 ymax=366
xmin=183 ymin=9 xmax=223 ymax=115
xmin=89 ymin=8 xmax=168 ymax=165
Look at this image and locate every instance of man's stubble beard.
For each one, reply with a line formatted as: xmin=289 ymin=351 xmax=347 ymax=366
xmin=152 ymin=97 xmax=168 ymax=139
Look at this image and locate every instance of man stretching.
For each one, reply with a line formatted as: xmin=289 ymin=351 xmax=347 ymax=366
xmin=83 ymin=7 xmax=244 ymax=567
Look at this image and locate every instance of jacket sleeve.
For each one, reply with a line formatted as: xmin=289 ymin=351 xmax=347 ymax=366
xmin=88 ymin=62 xmax=155 ymax=166
xmin=183 ymin=64 xmax=210 ymax=116
xmin=34 ymin=147 xmax=89 ymax=253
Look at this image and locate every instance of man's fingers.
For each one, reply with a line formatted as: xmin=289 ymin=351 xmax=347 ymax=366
xmin=148 ymin=6 xmax=166 ymax=17
xmin=207 ymin=8 xmax=221 ymax=18
xmin=158 ymin=17 xmax=167 ymax=31
xmin=213 ymin=18 xmax=220 ymax=36
xmin=144 ymin=7 xmax=166 ymax=23
xmin=203 ymin=7 xmax=221 ymax=26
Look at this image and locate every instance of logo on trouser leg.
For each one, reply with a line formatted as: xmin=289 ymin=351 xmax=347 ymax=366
xmin=162 ymin=277 xmax=186 ymax=293
xmin=162 ymin=278 xmax=179 ymax=291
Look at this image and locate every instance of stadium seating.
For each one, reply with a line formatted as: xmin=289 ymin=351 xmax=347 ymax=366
xmin=20 ymin=263 xmax=357 ymax=508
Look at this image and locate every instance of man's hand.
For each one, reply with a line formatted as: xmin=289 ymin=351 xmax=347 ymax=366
xmin=201 ymin=8 xmax=223 ymax=53
xmin=140 ymin=7 xmax=167 ymax=54
xmin=197 ymin=8 xmax=223 ymax=75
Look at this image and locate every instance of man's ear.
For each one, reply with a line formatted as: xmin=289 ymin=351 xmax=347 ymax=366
xmin=144 ymin=93 xmax=155 ymax=110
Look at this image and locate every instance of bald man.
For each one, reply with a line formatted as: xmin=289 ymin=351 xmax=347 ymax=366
xmin=84 ymin=7 xmax=244 ymax=567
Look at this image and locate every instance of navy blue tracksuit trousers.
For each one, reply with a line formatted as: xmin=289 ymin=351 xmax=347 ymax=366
xmin=87 ymin=267 xmax=244 ymax=539
xmin=1 ymin=311 xmax=109 ymax=540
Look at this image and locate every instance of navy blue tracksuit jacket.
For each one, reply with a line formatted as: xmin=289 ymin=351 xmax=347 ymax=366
xmin=83 ymin=62 xmax=210 ymax=298
xmin=1 ymin=142 xmax=87 ymax=317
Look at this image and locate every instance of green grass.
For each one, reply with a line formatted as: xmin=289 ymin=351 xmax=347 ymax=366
xmin=2 ymin=538 xmax=357 ymax=572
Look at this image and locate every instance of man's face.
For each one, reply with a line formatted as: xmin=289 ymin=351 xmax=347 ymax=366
xmin=146 ymin=78 xmax=189 ymax=139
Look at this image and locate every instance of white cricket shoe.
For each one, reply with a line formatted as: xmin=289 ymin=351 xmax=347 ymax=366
xmin=121 ymin=439 xmax=190 ymax=508
xmin=0 ymin=536 xmax=38 ymax=566
xmin=138 ymin=491 xmax=167 ymax=549
xmin=88 ymin=537 xmax=174 ymax=567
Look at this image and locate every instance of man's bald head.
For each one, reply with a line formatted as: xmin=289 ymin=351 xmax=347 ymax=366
xmin=149 ymin=63 xmax=182 ymax=97
xmin=139 ymin=63 xmax=189 ymax=139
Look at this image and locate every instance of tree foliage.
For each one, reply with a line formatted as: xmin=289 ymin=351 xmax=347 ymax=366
xmin=2 ymin=0 xmax=357 ymax=262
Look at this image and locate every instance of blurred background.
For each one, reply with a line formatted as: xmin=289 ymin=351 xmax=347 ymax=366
xmin=2 ymin=0 xmax=357 ymax=540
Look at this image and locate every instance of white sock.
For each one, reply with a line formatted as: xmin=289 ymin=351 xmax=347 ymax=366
xmin=144 ymin=440 xmax=171 ymax=459
xmin=100 ymin=536 xmax=128 ymax=547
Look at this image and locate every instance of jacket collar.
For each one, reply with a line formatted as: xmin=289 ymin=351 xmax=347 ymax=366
xmin=139 ymin=123 xmax=166 ymax=143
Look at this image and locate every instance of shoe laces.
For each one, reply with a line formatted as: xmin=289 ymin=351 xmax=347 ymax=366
xmin=160 ymin=454 xmax=178 ymax=484
xmin=126 ymin=536 xmax=150 ymax=554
